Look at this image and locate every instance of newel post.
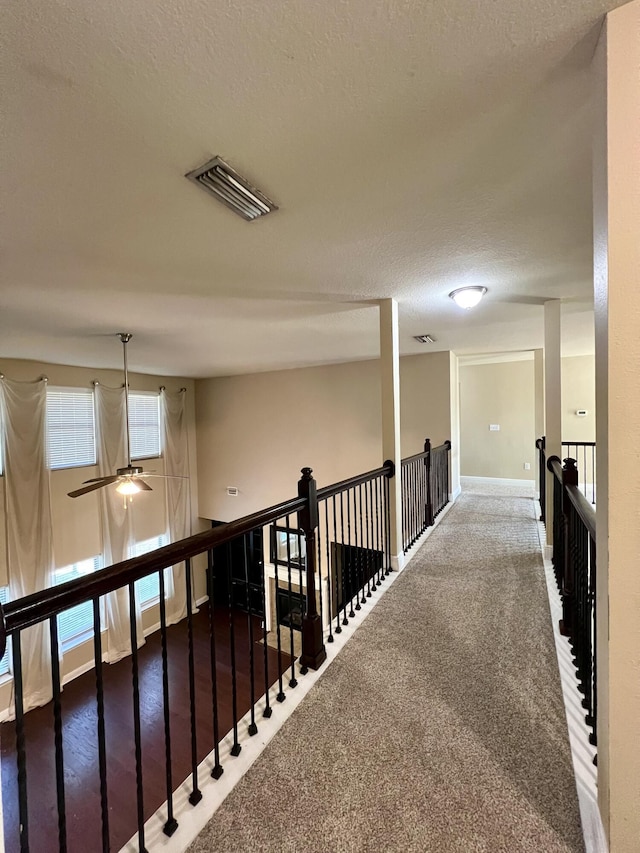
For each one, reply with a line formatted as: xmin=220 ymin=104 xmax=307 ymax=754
xmin=559 ymin=457 xmax=579 ymax=638
xmin=298 ymin=468 xmax=327 ymax=672
xmin=424 ymin=438 xmax=434 ymax=528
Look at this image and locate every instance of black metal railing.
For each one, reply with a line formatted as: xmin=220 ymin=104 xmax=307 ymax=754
xmin=401 ymin=439 xmax=451 ymax=553
xmin=536 ymin=437 xmax=596 ymax=523
xmin=0 ymin=461 xmax=394 ymax=853
xmin=547 ymin=455 xmax=597 ymax=762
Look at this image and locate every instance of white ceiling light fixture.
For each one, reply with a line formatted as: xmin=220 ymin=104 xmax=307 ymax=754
xmin=449 ymin=286 xmax=487 ymax=309
xmin=185 ymin=156 xmax=278 ymax=221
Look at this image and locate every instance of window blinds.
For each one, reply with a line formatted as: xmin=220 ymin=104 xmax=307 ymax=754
xmin=46 ymin=388 xmax=96 ymax=469
xmin=128 ymin=393 xmax=161 ymax=460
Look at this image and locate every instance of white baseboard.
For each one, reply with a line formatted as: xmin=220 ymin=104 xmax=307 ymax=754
xmin=461 ymin=475 xmax=535 ymax=487
xmin=449 ymin=485 xmax=462 ymax=501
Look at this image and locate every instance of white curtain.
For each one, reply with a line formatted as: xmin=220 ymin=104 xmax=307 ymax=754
xmin=160 ymin=388 xmax=191 ymax=624
xmin=0 ymin=377 xmax=54 ymax=713
xmin=95 ymin=384 xmax=143 ymax=662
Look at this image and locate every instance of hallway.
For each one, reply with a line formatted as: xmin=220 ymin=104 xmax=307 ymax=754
xmin=188 ymin=479 xmax=584 ymax=853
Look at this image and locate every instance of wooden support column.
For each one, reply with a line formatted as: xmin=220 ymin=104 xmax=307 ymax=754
xmin=544 ymin=301 xmax=562 ymax=548
xmin=379 ymin=299 xmax=403 ymax=570
xmin=593 ymin=4 xmax=640 ymax=846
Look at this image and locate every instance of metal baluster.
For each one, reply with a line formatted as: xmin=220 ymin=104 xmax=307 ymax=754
xmin=92 ymin=599 xmax=110 ymax=852
xmin=346 ymin=489 xmax=355 ymax=617
xmin=357 ymin=485 xmax=366 ymax=606
xmin=273 ymin=529 xmax=286 ymax=703
xmin=314 ymin=517 xmax=325 ymax=647
xmin=284 ymin=514 xmax=297 ymax=688
xmin=127 ymin=582 xmax=148 ymax=852
xmin=12 ymin=631 xmax=29 ymax=853
xmin=49 ymin=617 xmax=67 ymax=852
xmin=243 ymin=535 xmax=258 ymax=735
xmin=224 ymin=545 xmax=242 ymax=753
xmin=375 ymin=476 xmax=382 ymax=586
xmin=185 ymin=559 xmax=205 ymax=798
xmin=206 ymin=552 xmax=224 ymax=778
xmin=332 ymin=495 xmax=343 ymax=634
xmin=365 ymin=479 xmax=373 ymax=597
xmin=324 ymin=499 xmax=334 ymax=642
xmin=340 ymin=491 xmax=349 ymax=625
xmin=258 ymin=533 xmax=273 ymax=719
xmin=156 ymin=569 xmax=179 ymax=835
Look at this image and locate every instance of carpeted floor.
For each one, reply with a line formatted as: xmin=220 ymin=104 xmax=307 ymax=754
xmin=188 ymin=479 xmax=584 ymax=853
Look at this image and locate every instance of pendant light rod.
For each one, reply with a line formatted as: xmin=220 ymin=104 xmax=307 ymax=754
xmin=118 ymin=332 xmax=133 ymax=468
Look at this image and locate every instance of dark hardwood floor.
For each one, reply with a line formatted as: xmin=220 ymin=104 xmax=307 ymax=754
xmin=1 ymin=604 xmax=293 ymax=853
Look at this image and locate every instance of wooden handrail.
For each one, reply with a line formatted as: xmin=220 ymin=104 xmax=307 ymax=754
xmin=566 ymin=484 xmax=596 ymax=540
xmin=3 ymin=493 xmax=306 ymax=633
xmin=3 ymin=460 xmax=398 ymax=635
xmin=547 ymin=454 xmax=564 ymax=482
xmin=400 ymin=441 xmax=450 ymax=467
xmin=316 ymin=461 xmax=394 ymax=500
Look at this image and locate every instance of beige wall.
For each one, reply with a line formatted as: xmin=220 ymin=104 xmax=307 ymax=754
xmin=459 ymin=355 xmax=596 ymax=481
xmin=561 ymin=354 xmax=596 ymax=443
xmin=196 ymin=352 xmax=454 ymax=522
xmin=459 ymin=360 xmax=536 ymax=480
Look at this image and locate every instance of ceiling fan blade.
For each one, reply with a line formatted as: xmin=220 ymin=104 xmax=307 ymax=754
xmin=141 ymin=473 xmax=189 ymax=479
xmin=81 ymin=475 xmax=120 ymax=485
xmin=135 ymin=478 xmax=153 ymax=492
xmin=68 ymin=480 xmax=114 ymax=498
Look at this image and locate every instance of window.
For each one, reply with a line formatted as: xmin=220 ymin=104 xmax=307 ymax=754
xmin=0 ymin=587 xmax=10 ymax=676
xmin=47 ymin=388 xmax=96 ymax=469
xmin=128 ymin=393 xmax=161 ymax=460
xmin=132 ymin=534 xmax=168 ymax=606
xmin=54 ymin=556 xmax=102 ymax=651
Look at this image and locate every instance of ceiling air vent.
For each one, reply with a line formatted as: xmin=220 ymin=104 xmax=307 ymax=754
xmin=414 ymin=335 xmax=436 ymax=344
xmin=185 ymin=156 xmax=278 ymax=221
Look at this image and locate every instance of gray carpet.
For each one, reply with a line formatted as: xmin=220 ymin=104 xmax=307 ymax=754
xmin=188 ymin=480 xmax=584 ymax=853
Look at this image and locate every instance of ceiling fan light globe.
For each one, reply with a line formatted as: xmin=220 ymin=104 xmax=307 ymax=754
xmin=449 ymin=286 xmax=487 ymax=309
xmin=116 ymin=479 xmax=141 ymax=496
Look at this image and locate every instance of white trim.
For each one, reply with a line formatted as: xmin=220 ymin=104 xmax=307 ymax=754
xmin=119 ymin=567 xmax=405 ymax=853
xmin=535 ymin=505 xmax=608 ymax=853
xmin=449 ymin=485 xmax=462 ymax=501
xmin=458 ymin=350 xmax=534 ymax=367
xmin=462 ymin=475 xmax=536 ymax=487
xmin=390 ymin=551 xmax=405 ymax=572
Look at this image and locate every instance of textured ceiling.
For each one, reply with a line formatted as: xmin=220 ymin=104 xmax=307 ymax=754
xmin=1 ymin=0 xmax=616 ymax=376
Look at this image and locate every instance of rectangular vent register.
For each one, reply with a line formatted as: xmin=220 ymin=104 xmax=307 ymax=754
xmin=185 ymin=156 xmax=278 ymax=221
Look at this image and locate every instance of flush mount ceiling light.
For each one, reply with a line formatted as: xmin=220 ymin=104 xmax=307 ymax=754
xmin=185 ymin=156 xmax=278 ymax=221
xmin=414 ymin=335 xmax=436 ymax=344
xmin=449 ymin=286 xmax=487 ymax=309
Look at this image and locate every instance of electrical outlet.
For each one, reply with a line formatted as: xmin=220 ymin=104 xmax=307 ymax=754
xmin=524 ymin=463 xmax=531 ymax=470
xmin=489 ymin=424 xmax=500 ymax=431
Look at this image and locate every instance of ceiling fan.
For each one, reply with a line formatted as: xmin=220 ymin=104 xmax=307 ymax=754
xmin=68 ymin=333 xmax=178 ymax=501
